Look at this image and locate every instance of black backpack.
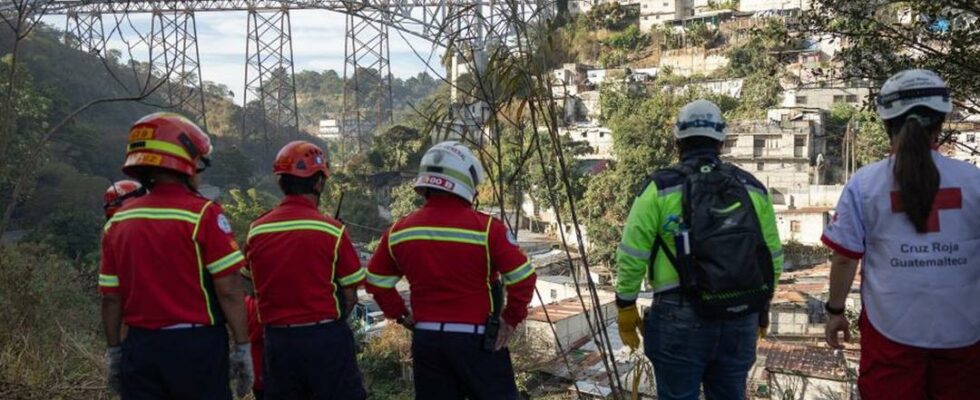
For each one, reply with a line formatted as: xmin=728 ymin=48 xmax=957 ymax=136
xmin=650 ymin=162 xmax=774 ymax=320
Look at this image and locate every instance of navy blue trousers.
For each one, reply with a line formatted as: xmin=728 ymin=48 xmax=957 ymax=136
xmin=121 ymin=325 xmax=231 ymax=400
xmin=263 ymin=322 xmax=366 ymax=400
xmin=412 ymin=329 xmax=519 ymax=400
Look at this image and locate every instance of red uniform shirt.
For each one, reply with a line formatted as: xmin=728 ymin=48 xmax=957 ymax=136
xmin=99 ymin=182 xmax=245 ymax=329
xmin=245 ymin=195 xmax=364 ymax=325
xmin=366 ymin=195 xmax=536 ymax=327
xmin=245 ymin=295 xmax=264 ymax=391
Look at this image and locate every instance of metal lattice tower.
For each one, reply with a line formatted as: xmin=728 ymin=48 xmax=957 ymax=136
xmin=342 ymin=3 xmax=394 ymax=151
xmin=243 ymin=7 xmax=299 ymax=149
xmin=150 ymin=10 xmax=208 ymax=127
xmin=65 ymin=11 xmax=107 ymax=56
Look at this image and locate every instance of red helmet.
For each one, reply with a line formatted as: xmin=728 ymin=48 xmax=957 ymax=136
xmin=122 ymin=112 xmax=212 ymax=178
xmin=104 ymin=180 xmax=144 ymax=218
xmin=273 ymin=140 xmax=329 ymax=178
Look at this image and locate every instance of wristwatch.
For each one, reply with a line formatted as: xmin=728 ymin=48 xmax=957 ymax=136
xmin=824 ymin=302 xmax=845 ymax=316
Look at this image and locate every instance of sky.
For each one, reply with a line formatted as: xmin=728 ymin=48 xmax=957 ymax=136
xmin=46 ymin=10 xmax=445 ymax=104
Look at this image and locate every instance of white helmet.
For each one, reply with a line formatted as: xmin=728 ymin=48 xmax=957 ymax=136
xmin=674 ymin=99 xmax=726 ymax=141
xmin=876 ymin=69 xmax=951 ymax=121
xmin=414 ymin=141 xmax=485 ymax=203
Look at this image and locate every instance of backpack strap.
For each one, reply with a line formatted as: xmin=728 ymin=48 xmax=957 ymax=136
xmin=647 ymin=233 xmax=679 ymax=283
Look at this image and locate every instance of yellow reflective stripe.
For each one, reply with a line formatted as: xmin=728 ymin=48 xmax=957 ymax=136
xmin=502 ymin=260 xmax=534 ymax=285
xmin=338 ymin=268 xmax=366 ymax=287
xmin=192 ymin=201 xmax=216 ymax=325
xmin=129 ymin=139 xmax=192 ymax=161
xmin=110 ymin=208 xmax=200 ymax=224
xmin=331 ymin=225 xmax=345 ymax=316
xmin=484 ymin=218 xmax=493 ymax=313
xmin=206 ymin=250 xmax=244 ymax=275
xmin=247 ymin=219 xmax=343 ymax=240
xmin=389 ymin=226 xmax=487 ymax=246
xmin=366 ymin=271 xmax=400 ymax=288
xmin=99 ymin=274 xmax=119 ymax=287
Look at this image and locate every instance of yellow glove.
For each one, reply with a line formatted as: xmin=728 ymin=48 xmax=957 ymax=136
xmin=617 ymin=305 xmax=642 ymax=350
xmin=758 ymin=326 xmax=768 ymax=339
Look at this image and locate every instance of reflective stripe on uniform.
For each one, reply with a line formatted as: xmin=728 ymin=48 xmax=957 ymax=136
xmin=617 ymin=243 xmax=650 ymax=260
xmin=501 ymin=260 xmax=534 ymax=285
xmin=129 ymin=139 xmax=192 ymax=161
xmin=337 ymin=268 xmax=366 ymax=287
xmin=366 ymin=271 xmax=400 ymax=288
xmin=107 ymin=208 xmax=200 ymax=230
xmin=388 ymin=226 xmax=487 ymax=246
xmin=248 ymin=219 xmax=343 ymax=240
xmin=206 ymin=250 xmax=244 ymax=275
xmin=99 ymin=273 xmax=119 ymax=287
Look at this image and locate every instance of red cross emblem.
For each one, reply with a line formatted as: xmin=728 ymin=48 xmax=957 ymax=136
xmin=890 ymin=188 xmax=962 ymax=232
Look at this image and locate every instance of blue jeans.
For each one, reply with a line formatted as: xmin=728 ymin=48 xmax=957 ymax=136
xmin=643 ymin=294 xmax=758 ymax=400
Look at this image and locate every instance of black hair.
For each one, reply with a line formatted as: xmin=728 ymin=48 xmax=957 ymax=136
xmin=277 ymin=172 xmax=325 ymax=196
xmin=677 ymin=136 xmax=723 ymax=154
xmin=885 ymin=106 xmax=946 ymax=233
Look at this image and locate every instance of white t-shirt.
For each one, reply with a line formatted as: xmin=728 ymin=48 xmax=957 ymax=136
xmin=822 ymin=151 xmax=980 ymax=349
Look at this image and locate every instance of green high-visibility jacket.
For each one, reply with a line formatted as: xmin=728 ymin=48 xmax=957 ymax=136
xmin=615 ymin=151 xmax=784 ymax=305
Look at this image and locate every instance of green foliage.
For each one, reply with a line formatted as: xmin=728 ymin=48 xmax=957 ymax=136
xmin=583 ymin=2 xmax=639 ymax=30
xmin=826 ymin=104 xmax=890 ymax=173
xmin=606 ymin=25 xmax=647 ymax=51
xmin=222 ymin=188 xmax=278 ymax=243
xmin=0 ymin=243 xmax=107 ymax=397
xmin=725 ymin=19 xmax=791 ymax=118
xmin=708 ymin=0 xmax=739 ymax=10
xmin=367 ymin=125 xmax=431 ymax=174
xmin=358 ymin=325 xmax=413 ymax=399
xmin=388 ymin=181 xmax=422 ymax=221
xmin=802 ymin=1 xmax=980 ymax=113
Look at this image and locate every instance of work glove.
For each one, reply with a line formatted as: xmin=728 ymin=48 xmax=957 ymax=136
xmin=617 ymin=305 xmax=643 ymax=350
xmin=105 ymin=346 xmax=123 ymax=395
xmin=229 ymin=343 xmax=254 ymax=399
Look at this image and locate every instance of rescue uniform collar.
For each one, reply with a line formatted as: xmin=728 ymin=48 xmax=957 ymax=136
xmin=680 ymin=148 xmax=721 ymax=163
xmin=424 ymin=193 xmax=472 ymax=208
xmin=279 ymin=194 xmax=318 ymax=209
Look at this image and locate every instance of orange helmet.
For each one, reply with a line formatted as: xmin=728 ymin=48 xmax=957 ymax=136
xmin=103 ymin=180 xmax=144 ymax=218
xmin=273 ymin=140 xmax=329 ymax=178
xmin=122 ymin=112 xmax=213 ymax=178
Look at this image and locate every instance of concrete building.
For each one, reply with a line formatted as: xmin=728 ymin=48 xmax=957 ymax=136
xmin=564 ymin=123 xmax=614 ymax=160
xmin=768 ymin=289 xmax=825 ymax=337
xmin=943 ymin=121 xmax=980 ymax=166
xmin=522 ymin=294 xmax=617 ymax=357
xmin=723 ymin=120 xmax=819 ymax=197
xmin=659 ymin=47 xmax=730 ymax=76
xmin=739 ymin=0 xmax=811 ymax=13
xmin=317 ymin=119 xmax=342 ymax=141
xmin=776 ymin=207 xmax=832 ymax=246
xmin=675 ymin=78 xmax=744 ymax=98
xmin=780 ymin=86 xmax=872 ymax=111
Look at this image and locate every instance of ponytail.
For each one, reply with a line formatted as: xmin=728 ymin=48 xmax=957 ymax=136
xmin=888 ymin=108 xmax=943 ymax=233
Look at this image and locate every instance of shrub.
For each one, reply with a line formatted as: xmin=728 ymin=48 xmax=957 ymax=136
xmin=0 ymin=243 xmax=109 ymax=399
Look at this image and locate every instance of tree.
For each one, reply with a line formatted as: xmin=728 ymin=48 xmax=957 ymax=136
xmin=388 ymin=181 xmax=422 ymax=221
xmin=802 ymin=1 xmax=980 ymax=114
xmin=367 ymin=125 xmax=431 ymax=174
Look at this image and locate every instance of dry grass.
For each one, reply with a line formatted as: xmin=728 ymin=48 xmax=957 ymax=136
xmin=0 ymin=243 xmax=111 ymax=400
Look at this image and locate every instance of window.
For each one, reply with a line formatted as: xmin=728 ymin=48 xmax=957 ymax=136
xmin=794 ymin=136 xmax=806 ymax=147
xmin=968 ymin=134 xmax=976 ymax=143
xmin=833 ymin=95 xmax=846 ymax=103
xmin=795 ymin=96 xmax=807 ymax=105
xmin=753 ymin=138 xmax=765 ymax=148
xmin=581 ymin=131 xmax=587 ymax=138
xmin=757 ymin=162 xmax=765 ymax=171
xmin=599 ymin=131 xmax=606 ymax=138
xmin=846 ymin=95 xmax=858 ymax=103
xmin=663 ymin=2 xmax=669 ymax=6
xmin=790 ymin=220 xmax=801 ymax=233
xmin=550 ymin=289 xmax=558 ymax=300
